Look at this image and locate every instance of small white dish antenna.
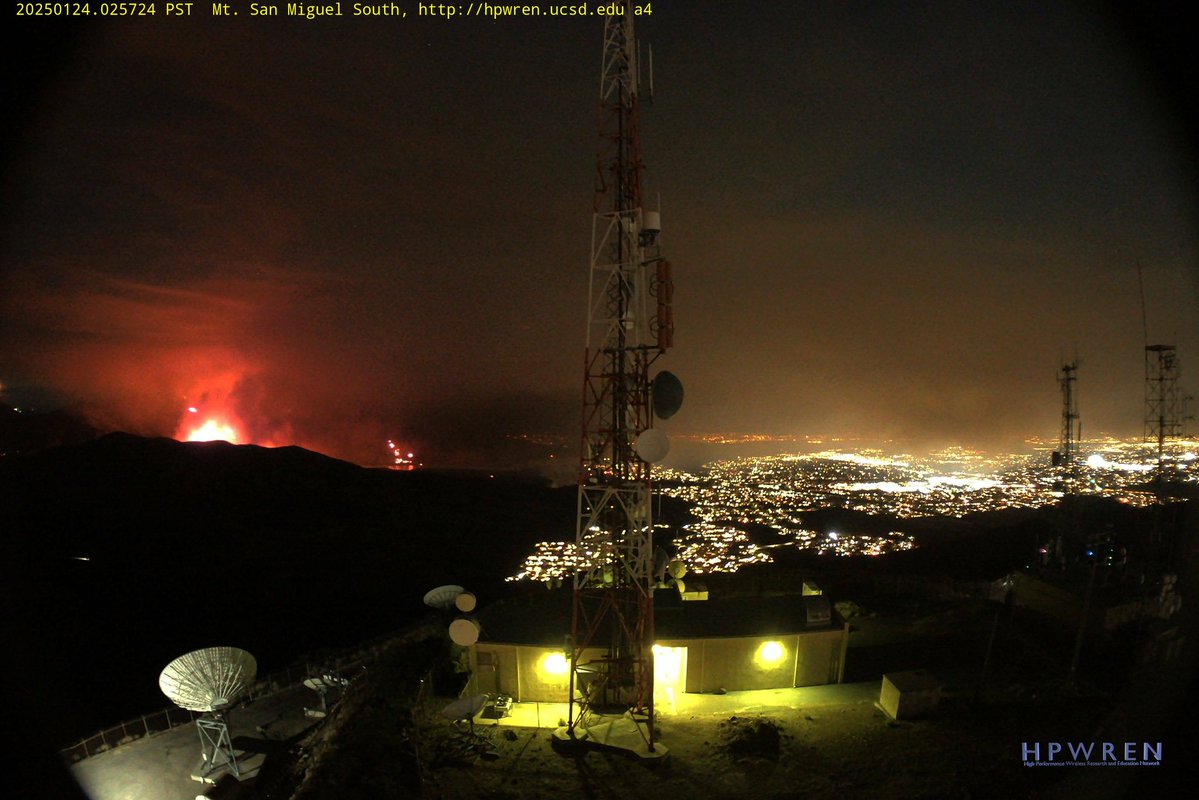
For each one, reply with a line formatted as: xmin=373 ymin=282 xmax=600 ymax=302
xmin=634 ymin=428 xmax=670 ymax=463
xmin=424 ymin=584 xmax=465 ymax=609
xmin=441 ymin=694 xmax=489 ymax=737
xmin=302 ymin=673 xmax=348 ymax=692
xmin=667 ymin=559 xmax=688 ymax=580
xmin=454 ymin=592 xmax=477 ymax=612
xmin=159 ymin=647 xmax=257 ymax=712
xmin=303 ymin=673 xmax=349 ymax=718
xmin=449 ymin=617 xmax=481 ymax=646
xmin=441 ymin=694 xmax=488 ymax=721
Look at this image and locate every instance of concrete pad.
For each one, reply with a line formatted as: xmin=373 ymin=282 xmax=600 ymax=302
xmin=189 ymin=750 xmax=264 ymax=784
xmin=551 ymin=714 xmax=669 ymax=761
xmin=670 ymin=680 xmax=879 ymax=717
xmin=70 ymin=684 xmax=315 ymax=800
xmin=475 ymin=684 xmax=879 ymax=732
xmin=474 ymin=701 xmax=570 ymax=730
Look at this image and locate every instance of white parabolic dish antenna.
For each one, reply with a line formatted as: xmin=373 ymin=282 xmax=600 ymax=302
xmin=441 ymin=694 xmax=488 ymax=721
xmin=424 ymin=584 xmax=465 ymax=609
xmin=634 ymin=428 xmax=670 ymax=464
xmin=159 ymin=647 xmax=257 ymax=712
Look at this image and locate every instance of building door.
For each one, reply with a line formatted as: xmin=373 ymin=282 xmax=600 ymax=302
xmin=476 ymin=649 xmax=499 ymax=695
xmin=653 ymin=646 xmax=688 ymax=711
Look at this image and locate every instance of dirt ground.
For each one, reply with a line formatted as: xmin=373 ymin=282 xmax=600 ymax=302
xmin=416 ymin=692 xmax=1113 ymax=800
xmin=284 ymin=596 xmax=1188 ymax=800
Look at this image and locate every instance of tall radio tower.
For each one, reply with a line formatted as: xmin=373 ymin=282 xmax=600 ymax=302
xmin=567 ymin=8 xmax=674 ymax=753
xmin=1055 ymin=359 xmax=1080 ymax=493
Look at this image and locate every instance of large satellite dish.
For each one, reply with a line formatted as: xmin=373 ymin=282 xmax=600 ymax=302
xmin=159 ymin=647 xmax=257 ymax=712
xmin=652 ymin=371 xmax=684 ymax=420
xmin=634 ymin=428 xmax=670 ymax=464
xmin=424 ymin=584 xmax=465 ymax=609
xmin=160 ymin=646 xmax=257 ymax=781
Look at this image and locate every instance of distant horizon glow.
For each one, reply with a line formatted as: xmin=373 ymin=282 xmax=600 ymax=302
xmin=2 ymin=6 xmax=1195 ymax=471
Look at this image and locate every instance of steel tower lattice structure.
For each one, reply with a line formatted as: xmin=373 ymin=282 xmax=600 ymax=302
xmin=1144 ymin=344 xmax=1183 ymax=478
xmin=1057 ymin=360 xmax=1080 ymax=492
xmin=568 ymin=8 xmax=673 ymax=752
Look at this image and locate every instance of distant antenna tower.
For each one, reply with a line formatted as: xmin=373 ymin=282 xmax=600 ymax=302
xmin=159 ymin=646 xmax=257 ymax=781
xmin=567 ymin=8 xmax=675 ymax=753
xmin=1054 ymin=359 xmax=1081 ymax=492
xmin=1145 ymin=344 xmax=1184 ymax=477
xmin=1136 ymin=262 xmax=1185 ymax=480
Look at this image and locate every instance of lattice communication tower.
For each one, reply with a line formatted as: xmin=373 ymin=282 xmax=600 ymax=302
xmin=568 ymin=8 xmax=674 ymax=752
xmin=1054 ymin=360 xmax=1080 ymax=492
xmin=1144 ymin=344 xmax=1183 ymax=478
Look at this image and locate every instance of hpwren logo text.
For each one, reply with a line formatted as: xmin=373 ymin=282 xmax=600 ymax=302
xmin=1022 ymin=741 xmax=1162 ymax=766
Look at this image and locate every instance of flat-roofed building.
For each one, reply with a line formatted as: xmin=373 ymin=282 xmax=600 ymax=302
xmin=465 ymin=589 xmax=849 ymax=705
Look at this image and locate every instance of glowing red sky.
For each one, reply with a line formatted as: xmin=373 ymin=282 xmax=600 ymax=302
xmin=2 ymin=5 xmax=1196 ymax=469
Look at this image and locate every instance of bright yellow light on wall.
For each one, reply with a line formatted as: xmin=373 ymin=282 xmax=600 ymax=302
xmin=540 ymin=652 xmax=569 ymax=676
xmin=756 ymin=640 xmax=786 ymax=666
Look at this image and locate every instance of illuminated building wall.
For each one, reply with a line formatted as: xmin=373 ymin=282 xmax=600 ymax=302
xmin=652 ymin=630 xmax=848 ymax=694
xmin=468 ymin=644 xmax=607 ymax=702
xmin=467 ymin=627 xmax=848 ymax=702
xmin=465 ymin=591 xmax=851 ymax=703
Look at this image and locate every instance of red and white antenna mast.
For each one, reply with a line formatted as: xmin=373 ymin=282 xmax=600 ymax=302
xmin=567 ymin=8 xmax=674 ymax=753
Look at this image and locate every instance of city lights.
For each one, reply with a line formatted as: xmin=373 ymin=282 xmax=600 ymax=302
xmin=506 ymin=437 xmax=1196 ymax=583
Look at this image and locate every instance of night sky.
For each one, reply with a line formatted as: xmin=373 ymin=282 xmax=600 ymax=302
xmin=3 ymin=2 xmax=1196 ymax=470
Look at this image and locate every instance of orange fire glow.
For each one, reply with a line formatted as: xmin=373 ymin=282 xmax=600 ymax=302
xmin=170 ymin=370 xmax=308 ymax=452
xmin=186 ymin=417 xmax=240 ymax=443
xmin=175 ymin=374 xmax=249 ymax=444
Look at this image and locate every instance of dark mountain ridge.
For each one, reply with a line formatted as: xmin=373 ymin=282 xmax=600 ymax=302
xmin=1 ymin=433 xmax=577 ymax=745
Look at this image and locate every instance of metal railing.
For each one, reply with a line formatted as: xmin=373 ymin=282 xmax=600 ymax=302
xmin=60 ymin=631 xmax=401 ymax=763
